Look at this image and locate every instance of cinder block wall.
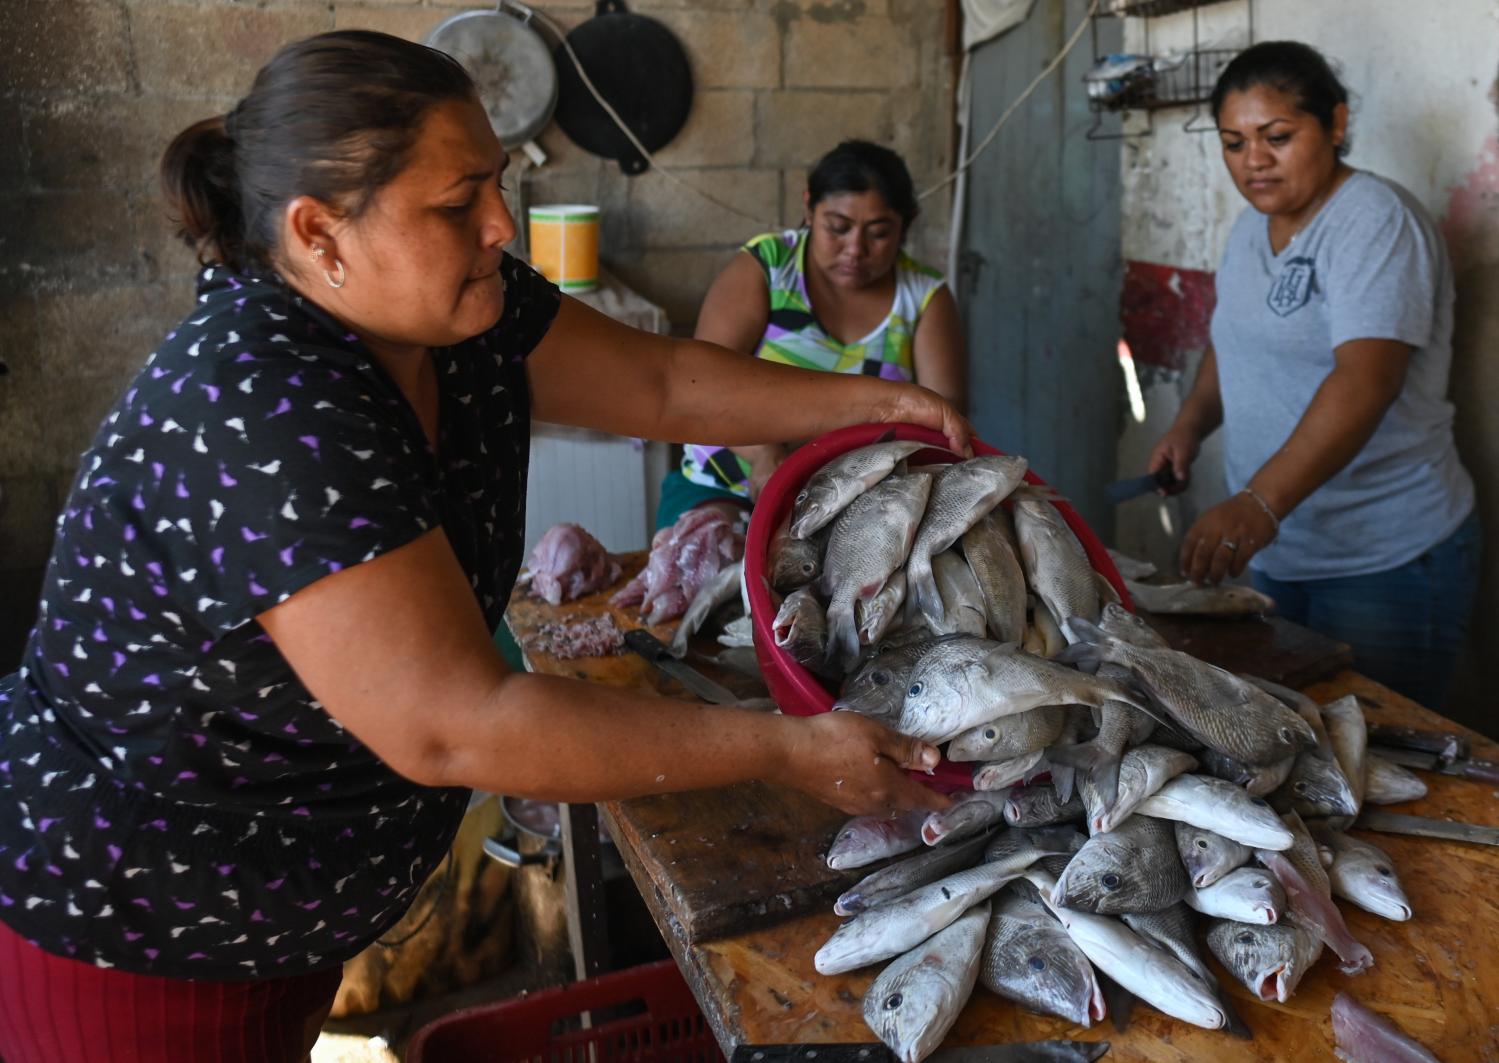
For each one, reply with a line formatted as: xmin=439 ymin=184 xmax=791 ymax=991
xmin=0 ymin=0 xmax=956 ymax=666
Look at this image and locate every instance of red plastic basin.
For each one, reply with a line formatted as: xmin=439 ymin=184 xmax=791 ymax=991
xmin=744 ymin=422 xmax=1133 ymax=792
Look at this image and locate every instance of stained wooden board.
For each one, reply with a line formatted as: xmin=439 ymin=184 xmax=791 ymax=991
xmin=508 ymin=555 xmax=1357 ymax=948
xmin=665 ymin=670 xmax=1499 ymax=1060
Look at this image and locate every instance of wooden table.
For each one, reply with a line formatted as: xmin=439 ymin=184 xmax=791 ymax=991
xmin=506 ymin=556 xmax=1499 ymax=1061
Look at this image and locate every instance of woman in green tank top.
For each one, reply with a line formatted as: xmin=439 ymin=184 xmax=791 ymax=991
xmin=659 ymin=141 xmax=967 ymax=528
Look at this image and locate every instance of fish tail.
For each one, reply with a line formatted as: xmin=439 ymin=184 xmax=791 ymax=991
xmin=1261 ymin=851 xmax=1375 ymax=974
xmin=1047 ymin=740 xmax=1122 ymax=811
xmin=1050 ymin=760 xmax=1077 ymax=805
xmin=1216 ymin=984 xmax=1253 ymax=1040
xmin=824 ymin=603 xmax=861 ymax=673
xmin=907 ymin=552 xmax=945 ymax=627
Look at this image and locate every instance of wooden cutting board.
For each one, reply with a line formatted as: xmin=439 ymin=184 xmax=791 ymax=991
xmin=508 ymin=554 xmax=1355 ymax=945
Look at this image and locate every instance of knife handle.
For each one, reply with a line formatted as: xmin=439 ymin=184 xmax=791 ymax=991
xmin=1366 ymin=723 xmax=1468 ymax=763
xmin=622 ymin=628 xmax=670 ymax=661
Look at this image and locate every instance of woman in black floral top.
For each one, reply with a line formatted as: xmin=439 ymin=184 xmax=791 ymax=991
xmin=0 ymin=30 xmax=969 ymax=1060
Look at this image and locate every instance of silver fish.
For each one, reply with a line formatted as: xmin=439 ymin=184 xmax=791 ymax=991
xmin=1134 ymin=774 xmax=1295 ymax=850
xmin=768 ymin=513 xmax=822 ymax=591
xmin=1051 ymin=659 xmax=1157 ymax=810
xmin=984 ymin=825 xmax=1086 ymax=866
xmin=1028 ymin=869 xmax=1227 ymax=1030
xmin=907 ymin=456 xmax=1030 ymax=628
xmin=961 ymin=508 xmax=1028 ymax=644
xmin=1097 ymin=602 xmax=1169 ymax=649
xmin=899 ymin=641 xmax=1145 ymax=745
xmin=826 ymin=809 xmax=930 ymax=871
xmin=1241 ymin=675 xmax=1334 ymax=757
xmin=857 ymin=570 xmax=908 ymax=647
xmin=835 ymin=636 xmax=977 ymax=726
xmin=791 ymin=439 xmax=927 ymax=539
xmin=1014 ymin=499 xmax=1100 ymax=643
xmin=973 ymin=750 xmax=1052 ymax=792
xmin=1322 ymin=695 xmax=1368 ymax=819
xmin=1004 ymin=785 xmax=1086 ymax=829
xmin=930 ymin=549 xmax=988 ymax=637
xmin=1120 ymin=903 xmax=1251 ymax=1039
xmin=948 ymin=706 xmax=1068 ymax=762
xmin=1079 ymin=744 xmax=1197 ymax=835
xmin=1313 ymin=826 xmax=1411 ymax=921
xmin=668 ymin=559 xmax=743 ymax=657
xmin=1365 ymin=753 xmax=1428 ymax=804
xmin=1175 ymin=822 xmax=1252 ymax=889
xmin=772 ymin=587 xmax=828 ymax=672
xmin=1123 ymin=580 xmax=1277 ymax=616
xmin=1027 ymin=598 xmax=1068 ymax=658
xmin=864 ymin=903 xmax=989 ymax=1063
xmin=1206 ymin=919 xmax=1324 ymax=1004
xmin=1053 ymin=815 xmax=1188 ymax=914
xmin=921 ymin=789 xmax=1009 ymax=845
xmin=822 ymin=472 xmax=934 ymax=671
xmin=835 ymin=831 xmax=993 ymax=916
xmin=1272 ymin=749 xmax=1360 ymax=819
xmin=1062 ymin=619 xmax=1317 ymax=766
xmin=1185 ymin=866 xmax=1285 ymax=924
xmin=1106 ymin=549 xmax=1157 ymax=580
xmin=1197 ymin=748 xmax=1297 ymax=796
xmin=1255 ymin=811 xmax=1374 ymax=974
xmin=983 ymin=886 xmax=1105 ymax=1026
xmin=1331 ymin=990 xmax=1440 ymax=1063
xmin=816 ymin=842 xmax=1043 ymax=974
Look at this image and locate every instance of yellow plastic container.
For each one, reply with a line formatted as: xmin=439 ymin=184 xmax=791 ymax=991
xmin=528 ymin=204 xmax=600 ymax=292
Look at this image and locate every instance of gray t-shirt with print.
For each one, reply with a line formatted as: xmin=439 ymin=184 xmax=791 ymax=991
xmin=1210 ymin=170 xmax=1474 ymax=581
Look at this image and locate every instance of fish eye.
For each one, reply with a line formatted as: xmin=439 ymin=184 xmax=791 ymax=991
xmin=795 ymin=491 xmax=809 ymax=505
xmin=908 ymin=682 xmax=923 ymax=698
xmin=1376 ymin=865 xmax=1391 ymax=877
xmin=1028 ymin=955 xmax=1046 ymax=971
xmin=1195 ymin=839 xmax=1209 ymax=850
xmin=871 ymin=671 xmax=889 ymax=686
xmin=1293 ymin=781 xmax=1308 ymax=793
xmin=802 ymin=561 xmax=816 ymax=575
xmin=884 ymin=993 xmax=903 ymax=1010
xmin=1236 ymin=931 xmax=1255 ymax=944
xmin=983 ymin=728 xmax=997 ymax=740
xmin=1101 ymin=873 xmax=1120 ymax=890
xmin=1279 ymin=727 xmax=1294 ymax=743
xmin=1253 ymin=879 xmax=1267 ymax=888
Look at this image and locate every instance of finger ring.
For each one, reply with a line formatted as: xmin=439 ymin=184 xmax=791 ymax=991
xmin=1220 ymin=540 xmax=1239 ymax=551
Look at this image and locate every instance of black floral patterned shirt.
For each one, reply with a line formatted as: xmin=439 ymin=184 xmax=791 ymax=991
xmin=0 ymin=254 xmax=559 ymax=978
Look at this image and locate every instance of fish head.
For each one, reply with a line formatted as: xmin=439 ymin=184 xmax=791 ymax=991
xmin=789 ymin=479 xmax=846 ymax=539
xmin=1283 ymin=755 xmax=1360 ymax=818
xmin=1052 ymin=840 xmax=1138 ymax=914
xmin=1176 ymin=825 xmax=1244 ymax=889
xmin=769 ymin=537 xmax=821 ymax=591
xmin=864 ymin=959 xmax=960 ymax=1063
xmin=899 ymin=659 xmax=974 ymax=742
xmin=1270 ymin=707 xmax=1320 ymax=757
xmin=1207 ymin=921 xmax=1299 ymax=1003
xmin=1342 ymin=855 xmax=1412 ymax=920
xmin=997 ymin=934 xmax=1107 ymax=1027
xmin=1219 ymin=868 xmax=1284 ymax=924
xmin=1098 ymin=602 xmax=1170 ymax=649
xmin=833 ymin=660 xmax=909 ymax=719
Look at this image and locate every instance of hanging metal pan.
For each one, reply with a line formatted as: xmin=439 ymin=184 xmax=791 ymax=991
xmin=426 ymin=8 xmax=559 ymax=148
xmin=553 ymin=0 xmax=693 ymax=174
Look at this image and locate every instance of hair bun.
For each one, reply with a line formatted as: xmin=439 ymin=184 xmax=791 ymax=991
xmin=160 ymin=115 xmax=246 ymax=269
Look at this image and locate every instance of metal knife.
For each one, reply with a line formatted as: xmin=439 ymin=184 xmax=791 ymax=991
xmin=1368 ymin=745 xmax=1499 ymax=785
xmin=1355 ymin=810 xmax=1499 ymax=846
xmin=623 ymin=628 xmax=741 ymax=705
xmin=1104 ymin=467 xmax=1180 ymax=504
xmin=729 ymin=1044 xmax=1109 ymax=1063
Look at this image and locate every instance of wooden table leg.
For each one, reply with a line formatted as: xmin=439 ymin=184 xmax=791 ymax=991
xmin=561 ymin=802 xmax=612 ymax=980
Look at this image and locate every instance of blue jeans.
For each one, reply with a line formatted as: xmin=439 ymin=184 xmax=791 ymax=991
xmin=1251 ymin=510 xmax=1481 ymax=710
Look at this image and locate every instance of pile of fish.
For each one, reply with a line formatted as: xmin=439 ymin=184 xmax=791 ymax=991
xmin=771 ymin=442 xmax=1432 ymax=1061
xmin=612 ymin=507 xmax=745 ymax=625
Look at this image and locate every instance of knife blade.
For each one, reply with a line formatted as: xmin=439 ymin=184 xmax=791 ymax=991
xmin=1104 ymin=468 xmax=1179 ymax=504
xmin=1355 ymin=810 xmax=1499 ymax=846
xmin=1368 ymin=745 xmax=1499 ymax=785
xmin=623 ymin=629 xmax=741 ymax=705
xmin=1366 ymin=723 xmax=1469 ymax=764
xmin=728 ymin=1043 xmax=1109 ymax=1063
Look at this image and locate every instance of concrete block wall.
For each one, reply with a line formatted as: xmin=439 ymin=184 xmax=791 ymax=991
xmin=0 ymin=0 xmax=956 ymax=667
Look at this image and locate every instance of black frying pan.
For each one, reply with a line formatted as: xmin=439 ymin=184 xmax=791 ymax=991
xmin=552 ymin=0 xmax=693 ymax=174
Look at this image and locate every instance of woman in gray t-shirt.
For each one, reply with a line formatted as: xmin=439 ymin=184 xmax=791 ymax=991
xmin=1147 ymin=41 xmax=1479 ymax=709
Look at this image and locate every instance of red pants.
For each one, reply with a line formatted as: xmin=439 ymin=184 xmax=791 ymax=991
xmin=0 ymin=918 xmax=342 ymax=1063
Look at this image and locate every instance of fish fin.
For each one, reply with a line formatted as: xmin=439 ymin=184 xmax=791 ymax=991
xmin=1050 ymin=760 xmax=1077 ymax=804
xmin=1092 ymin=569 xmax=1122 ymax=607
xmin=1217 ymin=984 xmax=1254 ymax=1039
xmin=1047 ymin=741 xmax=1122 ymax=811
xmin=1065 ymin=615 xmax=1109 ymax=644
xmin=1097 ymin=973 xmax=1136 ymax=1034
xmin=1055 ymin=642 xmax=1102 ymax=670
xmin=1009 ymin=484 xmax=1068 ymax=504
xmin=906 ymin=552 xmax=946 ymax=627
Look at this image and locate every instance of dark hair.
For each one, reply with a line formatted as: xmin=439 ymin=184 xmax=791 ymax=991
xmin=161 ymin=31 xmax=476 ymax=274
xmin=1210 ymin=41 xmax=1351 ymax=157
xmin=806 ymin=140 xmax=920 ymax=230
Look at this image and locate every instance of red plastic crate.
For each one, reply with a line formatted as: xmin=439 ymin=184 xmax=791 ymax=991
xmin=407 ymin=959 xmax=726 ymax=1063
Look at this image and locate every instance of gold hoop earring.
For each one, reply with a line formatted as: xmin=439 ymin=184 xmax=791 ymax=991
xmin=311 ymin=246 xmax=346 ymax=289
